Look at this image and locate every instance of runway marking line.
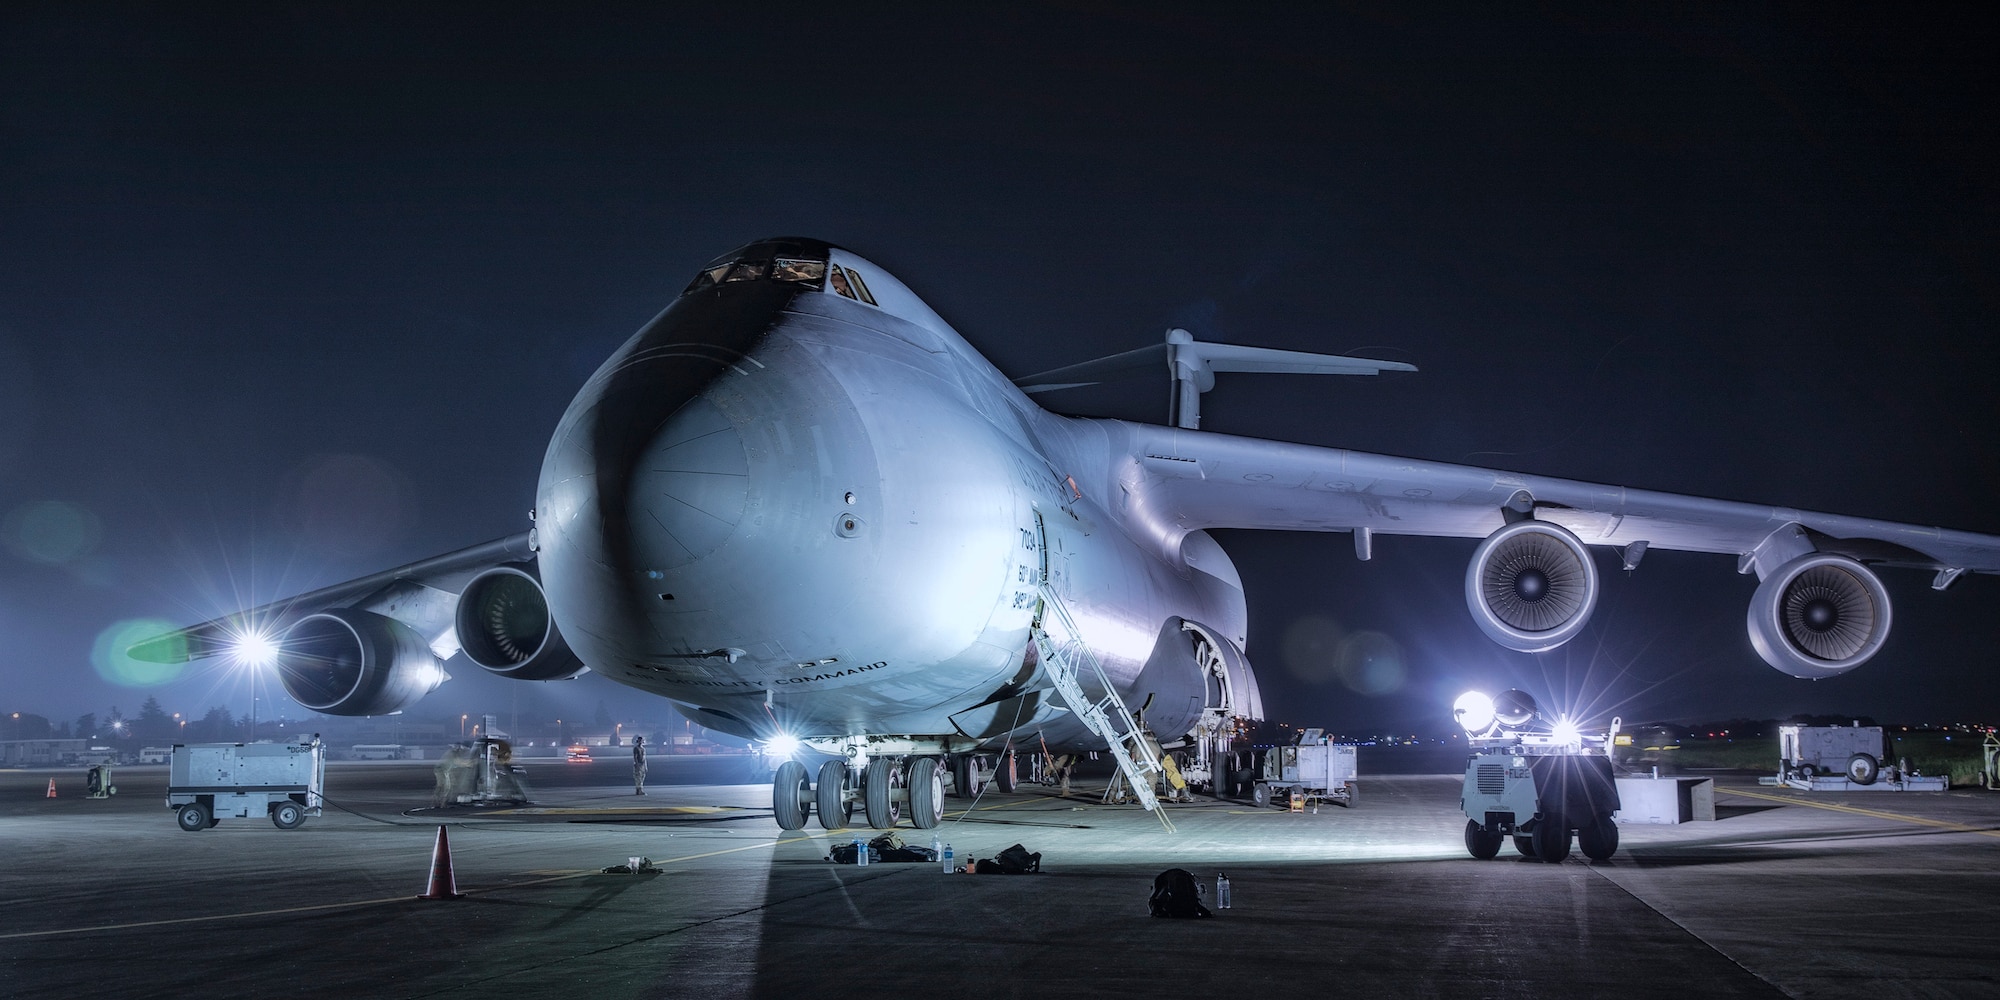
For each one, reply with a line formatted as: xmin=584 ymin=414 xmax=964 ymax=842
xmin=1720 ymin=786 xmax=2000 ymax=838
xmin=0 ymin=834 xmax=816 ymax=941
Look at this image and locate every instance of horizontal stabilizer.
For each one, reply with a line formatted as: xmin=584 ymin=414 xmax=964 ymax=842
xmin=1015 ymin=329 xmax=1416 ymax=429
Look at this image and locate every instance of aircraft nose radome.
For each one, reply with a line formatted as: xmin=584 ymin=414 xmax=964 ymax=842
xmin=629 ymin=397 xmax=748 ymax=568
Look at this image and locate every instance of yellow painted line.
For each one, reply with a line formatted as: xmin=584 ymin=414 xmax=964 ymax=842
xmin=0 ymin=835 xmax=815 ymax=942
xmin=1721 ymin=786 xmax=2000 ymax=839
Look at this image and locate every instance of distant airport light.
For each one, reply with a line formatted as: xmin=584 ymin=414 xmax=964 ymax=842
xmin=1453 ymin=691 xmax=1496 ymax=734
xmin=228 ymin=629 xmax=279 ymax=669
xmin=764 ymin=734 xmax=801 ymax=759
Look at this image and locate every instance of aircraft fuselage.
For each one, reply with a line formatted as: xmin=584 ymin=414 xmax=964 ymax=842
xmin=533 ymin=240 xmax=1243 ymax=747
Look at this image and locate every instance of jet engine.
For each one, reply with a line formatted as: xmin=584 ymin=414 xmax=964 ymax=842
xmin=1465 ymin=521 xmax=1600 ymax=653
xmin=1746 ymin=552 xmax=1892 ymax=679
xmin=274 ymin=608 xmax=447 ymax=716
xmin=453 ymin=564 xmax=586 ymax=680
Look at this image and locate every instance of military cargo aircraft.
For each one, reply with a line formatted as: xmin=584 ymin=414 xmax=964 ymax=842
xmin=134 ymin=237 xmax=2000 ymax=831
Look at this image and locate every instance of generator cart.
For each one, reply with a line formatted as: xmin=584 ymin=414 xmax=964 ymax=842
xmin=168 ymin=737 xmax=325 ymax=832
xmin=1453 ymin=690 xmax=1621 ymax=863
xmin=1777 ymin=723 xmax=1947 ymax=791
xmin=1250 ymin=728 xmax=1358 ymax=809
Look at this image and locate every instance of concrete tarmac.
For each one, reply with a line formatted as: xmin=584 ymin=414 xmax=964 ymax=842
xmin=3 ymin=755 xmax=1996 ymax=999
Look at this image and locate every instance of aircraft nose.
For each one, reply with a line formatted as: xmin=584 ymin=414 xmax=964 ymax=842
xmin=537 ymin=281 xmax=790 ymax=614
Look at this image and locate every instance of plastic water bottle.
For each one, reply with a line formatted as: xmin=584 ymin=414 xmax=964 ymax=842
xmin=941 ymin=842 xmax=954 ymax=873
xmin=1216 ymin=872 xmax=1231 ymax=909
xmin=854 ymin=837 xmax=869 ymax=867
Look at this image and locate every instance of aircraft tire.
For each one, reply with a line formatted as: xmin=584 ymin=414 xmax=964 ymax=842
xmin=1464 ymin=820 xmax=1502 ymax=860
xmin=864 ymin=757 xmax=902 ymax=829
xmin=1579 ymin=815 xmax=1619 ymax=861
xmin=949 ymin=754 xmax=974 ymax=798
xmin=772 ymin=760 xmax=809 ymax=831
xmin=1513 ymin=835 xmax=1536 ymax=858
xmin=816 ymin=760 xmax=851 ymax=830
xmin=176 ymin=803 xmax=210 ymax=833
xmin=994 ymin=750 xmax=1017 ymax=793
xmin=1532 ymin=814 xmax=1572 ymax=863
xmin=908 ymin=757 xmax=944 ymax=829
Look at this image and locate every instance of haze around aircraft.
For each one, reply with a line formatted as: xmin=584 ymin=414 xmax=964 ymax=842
xmin=134 ymin=237 xmax=2000 ymax=831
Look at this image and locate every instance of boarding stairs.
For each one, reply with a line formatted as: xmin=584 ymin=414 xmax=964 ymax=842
xmin=1031 ymin=582 xmax=1175 ymax=832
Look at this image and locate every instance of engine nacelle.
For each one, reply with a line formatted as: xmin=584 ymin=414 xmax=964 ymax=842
xmin=1747 ymin=552 xmax=1892 ymax=679
xmin=275 ymin=608 xmax=446 ymax=716
xmin=454 ymin=564 xmax=587 ymax=680
xmin=1465 ymin=521 xmax=1600 ymax=653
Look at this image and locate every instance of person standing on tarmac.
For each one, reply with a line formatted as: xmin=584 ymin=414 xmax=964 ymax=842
xmin=632 ymin=735 xmax=648 ymax=795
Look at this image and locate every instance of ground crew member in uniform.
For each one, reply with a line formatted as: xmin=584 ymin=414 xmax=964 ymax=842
xmin=632 ymin=735 xmax=647 ymax=795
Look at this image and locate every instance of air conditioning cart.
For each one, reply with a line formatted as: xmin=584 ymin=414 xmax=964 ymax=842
xmin=167 ymin=737 xmax=325 ymax=832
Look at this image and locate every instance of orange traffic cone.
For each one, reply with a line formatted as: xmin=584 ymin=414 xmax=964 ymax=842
xmin=416 ymin=825 xmax=465 ymax=900
xmin=46 ymin=778 xmax=57 ymax=798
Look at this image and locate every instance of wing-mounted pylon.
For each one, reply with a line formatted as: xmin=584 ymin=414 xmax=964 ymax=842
xmin=1015 ymin=329 xmax=1416 ymax=429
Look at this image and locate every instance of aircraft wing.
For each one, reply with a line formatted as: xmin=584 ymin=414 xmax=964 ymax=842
xmin=129 ymin=532 xmax=537 ymax=664
xmin=1112 ymin=422 xmax=2000 ymax=580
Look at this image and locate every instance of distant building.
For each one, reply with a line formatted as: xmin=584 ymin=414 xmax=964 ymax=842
xmin=0 ymin=739 xmax=89 ymax=766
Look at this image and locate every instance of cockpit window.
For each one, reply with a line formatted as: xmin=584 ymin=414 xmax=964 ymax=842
xmin=724 ymin=260 xmax=769 ymax=283
xmin=771 ymin=258 xmax=826 ymax=287
xmin=844 ymin=267 xmax=878 ymax=306
xmin=829 ymin=266 xmax=857 ymax=299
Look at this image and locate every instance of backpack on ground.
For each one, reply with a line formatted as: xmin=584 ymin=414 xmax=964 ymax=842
xmin=1149 ymin=868 xmax=1212 ymax=918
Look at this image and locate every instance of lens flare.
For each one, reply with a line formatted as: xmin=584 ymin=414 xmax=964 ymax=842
xmin=764 ymin=734 xmax=801 ymax=758
xmin=229 ymin=630 xmax=280 ymax=669
xmin=92 ymin=618 xmax=188 ymax=687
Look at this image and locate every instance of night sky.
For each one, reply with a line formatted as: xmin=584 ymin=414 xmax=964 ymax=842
xmin=3 ymin=5 xmax=1997 ymax=738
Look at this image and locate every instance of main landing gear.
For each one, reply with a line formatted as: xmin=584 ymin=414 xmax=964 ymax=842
xmin=772 ymin=754 xmax=956 ymax=832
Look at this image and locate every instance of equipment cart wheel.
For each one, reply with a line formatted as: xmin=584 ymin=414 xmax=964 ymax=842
xmin=1513 ymin=835 xmax=1537 ymax=858
xmin=864 ymin=757 xmax=902 ymax=829
xmin=772 ymin=760 xmax=810 ymax=831
xmin=107 ymin=786 xmax=117 ymax=796
xmin=1531 ymin=813 xmax=1572 ymax=863
xmin=1797 ymin=764 xmax=1816 ymax=780
xmin=1342 ymin=780 xmax=1357 ymax=807
xmin=1464 ymin=819 xmax=1503 ymax=859
xmin=1252 ymin=783 xmax=1271 ymax=808
xmin=176 ymin=802 xmax=210 ymax=833
xmin=271 ymin=800 xmax=307 ymax=830
xmin=1846 ymin=753 xmax=1879 ymax=785
xmin=815 ymin=760 xmax=851 ymax=829
xmin=1578 ymin=815 xmax=1619 ymax=861
xmin=908 ymin=757 xmax=944 ymax=829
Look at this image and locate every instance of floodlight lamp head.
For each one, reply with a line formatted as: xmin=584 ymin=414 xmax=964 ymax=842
xmin=1453 ymin=691 xmax=1496 ymax=734
xmin=1551 ymin=715 xmax=1581 ymax=747
xmin=1492 ymin=689 xmax=1538 ymax=728
xmin=764 ymin=733 xmax=800 ymax=759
